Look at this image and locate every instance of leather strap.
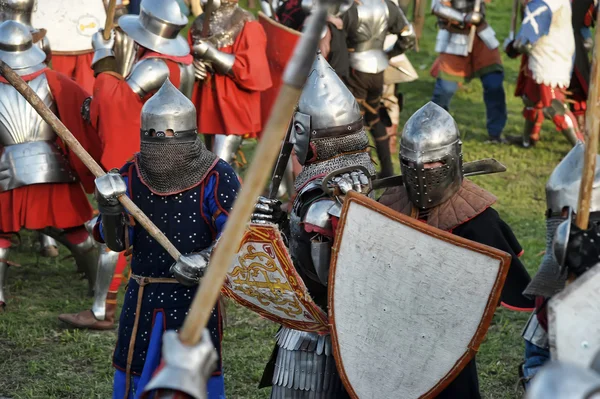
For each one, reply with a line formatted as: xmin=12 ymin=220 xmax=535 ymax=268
xmin=123 ymin=274 xmax=178 ymax=399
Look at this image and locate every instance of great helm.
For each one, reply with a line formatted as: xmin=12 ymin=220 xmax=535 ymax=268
xmin=546 ymin=141 xmax=600 ymax=215
xmin=119 ymin=0 xmax=189 ymax=57
xmin=292 ymin=52 xmax=365 ymax=165
xmin=0 ymin=20 xmax=45 ymax=73
xmin=400 ymin=102 xmax=463 ymax=209
xmin=140 ymin=79 xmax=198 ymax=143
xmin=0 ymin=0 xmax=35 ymax=26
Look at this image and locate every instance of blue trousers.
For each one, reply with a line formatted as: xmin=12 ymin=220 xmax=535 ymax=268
xmin=431 ymin=71 xmax=507 ymax=138
xmin=112 ymin=311 xmax=226 ymax=399
xmin=522 ymin=340 xmax=550 ymax=389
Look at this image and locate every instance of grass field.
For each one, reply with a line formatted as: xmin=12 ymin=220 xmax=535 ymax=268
xmin=0 ymin=1 xmax=578 ymax=398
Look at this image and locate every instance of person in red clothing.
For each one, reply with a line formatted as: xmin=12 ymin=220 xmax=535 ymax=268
xmin=57 ymin=0 xmax=195 ymax=330
xmin=189 ymin=0 xmax=272 ymax=164
xmin=0 ymin=21 xmax=103 ymax=310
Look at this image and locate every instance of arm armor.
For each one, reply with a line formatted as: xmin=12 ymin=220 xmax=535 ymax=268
xmin=192 ymin=42 xmax=235 ymax=76
xmin=100 ymin=213 xmax=128 ymax=253
xmin=303 ymin=199 xmax=337 ymax=286
xmin=126 ymin=58 xmax=170 ymax=98
xmin=431 ymin=0 xmax=465 ymax=23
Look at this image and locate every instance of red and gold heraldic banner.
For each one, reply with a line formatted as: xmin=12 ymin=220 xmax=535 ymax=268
xmin=222 ymin=223 xmax=329 ymax=333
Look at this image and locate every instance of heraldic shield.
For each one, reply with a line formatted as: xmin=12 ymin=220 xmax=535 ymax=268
xmin=222 ymin=223 xmax=329 ymax=333
xmin=549 ymin=264 xmax=600 ymax=367
xmin=32 ymin=0 xmax=107 ymax=53
xmin=329 ymin=192 xmax=511 ymax=398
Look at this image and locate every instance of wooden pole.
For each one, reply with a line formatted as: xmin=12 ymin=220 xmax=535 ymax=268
xmin=467 ymin=0 xmax=481 ymax=53
xmin=178 ymin=3 xmax=330 ymax=346
xmin=0 ymin=60 xmax=182 ymax=262
xmin=575 ymin=11 xmax=600 ymax=231
xmin=103 ymin=0 xmax=118 ymax=41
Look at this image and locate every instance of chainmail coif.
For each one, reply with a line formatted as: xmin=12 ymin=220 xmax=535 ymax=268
xmin=137 ymin=136 xmax=218 ymax=195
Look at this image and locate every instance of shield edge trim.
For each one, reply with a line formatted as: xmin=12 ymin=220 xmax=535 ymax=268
xmin=221 ymin=223 xmax=330 ymax=333
xmin=258 ymin=11 xmax=303 ymax=37
xmin=328 ymin=191 xmax=512 ymax=399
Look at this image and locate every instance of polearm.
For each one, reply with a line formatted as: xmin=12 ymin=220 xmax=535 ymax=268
xmin=467 ymin=0 xmax=481 ymax=53
xmin=507 ymin=0 xmax=519 ymax=42
xmin=178 ymin=0 xmax=335 ymax=346
xmin=575 ymin=12 xmax=600 ymax=232
xmin=103 ymin=0 xmax=118 ymax=41
xmin=0 ymin=61 xmax=183 ymax=264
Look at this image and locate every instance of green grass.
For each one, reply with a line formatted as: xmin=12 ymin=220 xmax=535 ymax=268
xmin=0 ymin=1 xmax=578 ymax=397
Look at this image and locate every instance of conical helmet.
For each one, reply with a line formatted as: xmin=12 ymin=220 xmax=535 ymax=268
xmin=0 ymin=20 xmax=45 ymax=73
xmin=119 ymin=0 xmax=189 ymax=57
xmin=292 ymin=52 xmax=364 ymax=165
xmin=546 ymin=141 xmax=600 ymax=215
xmin=141 ymin=80 xmax=197 ymax=143
xmin=400 ymin=102 xmax=463 ymax=209
xmin=0 ymin=0 xmax=35 ymax=27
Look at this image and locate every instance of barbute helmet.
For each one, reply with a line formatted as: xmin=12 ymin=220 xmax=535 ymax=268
xmin=400 ymin=102 xmax=463 ymax=209
xmin=292 ymin=52 xmax=364 ymax=165
xmin=140 ymin=79 xmax=198 ymax=143
xmin=546 ymin=141 xmax=600 ymax=215
xmin=118 ymin=0 xmax=189 ymax=57
xmin=0 ymin=20 xmax=45 ymax=74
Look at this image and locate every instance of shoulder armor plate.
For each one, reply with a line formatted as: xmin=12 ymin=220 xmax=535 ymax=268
xmin=126 ymin=58 xmax=170 ymax=98
xmin=303 ymin=199 xmax=336 ymax=231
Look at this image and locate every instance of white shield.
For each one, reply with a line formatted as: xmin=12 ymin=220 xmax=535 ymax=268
xmin=549 ymin=264 xmax=600 ymax=367
xmin=32 ymin=0 xmax=107 ymax=54
xmin=329 ymin=193 xmax=511 ymax=398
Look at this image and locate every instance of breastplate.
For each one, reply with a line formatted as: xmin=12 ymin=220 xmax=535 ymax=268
xmin=348 ymin=0 xmax=390 ymax=74
xmin=0 ymin=74 xmax=78 ymax=192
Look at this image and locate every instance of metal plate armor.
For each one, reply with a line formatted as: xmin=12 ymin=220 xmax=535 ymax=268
xmin=31 ymin=0 xmax=106 ymax=54
xmin=329 ymin=192 xmax=511 ymax=397
xmin=347 ymin=0 xmax=390 ymax=73
xmin=0 ymin=74 xmax=77 ymax=191
xmin=178 ymin=62 xmax=195 ymax=99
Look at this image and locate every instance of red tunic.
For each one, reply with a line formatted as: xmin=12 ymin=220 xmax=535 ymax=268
xmin=51 ymin=52 xmax=95 ymax=94
xmin=0 ymin=69 xmax=102 ymax=233
xmin=89 ymin=54 xmax=190 ymax=170
xmin=190 ymin=21 xmax=272 ymax=137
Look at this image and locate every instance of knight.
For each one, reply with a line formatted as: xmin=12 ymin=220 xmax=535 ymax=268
xmin=90 ymin=80 xmax=239 ymax=398
xmin=58 ymin=0 xmax=195 ymax=330
xmin=520 ymin=142 xmax=600 ymax=386
xmin=378 ymin=102 xmax=534 ymax=397
xmin=504 ymin=0 xmax=583 ymax=147
xmin=252 ymin=53 xmax=375 ymax=398
xmin=568 ymin=0 xmax=596 ymax=131
xmin=189 ymin=0 xmax=272 ymax=164
xmin=0 ymin=20 xmax=103 ymax=310
xmin=341 ymin=0 xmax=415 ymax=177
xmin=430 ymin=0 xmax=507 ymax=143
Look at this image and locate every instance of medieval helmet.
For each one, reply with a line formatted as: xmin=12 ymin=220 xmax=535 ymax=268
xmin=119 ymin=0 xmax=189 ymax=57
xmin=0 ymin=20 xmax=45 ymax=73
xmin=0 ymin=0 xmax=35 ymax=27
xmin=546 ymin=141 xmax=600 ymax=216
xmin=140 ymin=79 xmax=197 ymax=143
xmin=293 ymin=52 xmax=364 ymax=165
xmin=400 ymin=102 xmax=463 ymax=209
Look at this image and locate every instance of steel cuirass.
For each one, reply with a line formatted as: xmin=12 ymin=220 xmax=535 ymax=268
xmin=0 ymin=74 xmax=77 ymax=192
xmin=347 ymin=0 xmax=390 ymax=74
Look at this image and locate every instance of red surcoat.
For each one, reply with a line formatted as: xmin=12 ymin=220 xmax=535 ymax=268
xmin=51 ymin=53 xmax=96 ymax=94
xmin=0 ymin=69 xmax=102 ymax=233
xmin=190 ymin=21 xmax=272 ymax=137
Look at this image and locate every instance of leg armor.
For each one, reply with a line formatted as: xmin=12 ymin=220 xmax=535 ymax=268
xmin=91 ymin=244 xmax=120 ymax=320
xmin=211 ymin=134 xmax=243 ymax=165
xmin=481 ymin=71 xmax=507 ymax=139
xmin=521 ymin=95 xmax=543 ymax=148
xmin=39 ymin=233 xmax=59 ymax=258
xmin=270 ymin=327 xmax=348 ymax=399
xmin=0 ymin=245 xmax=9 ymax=310
xmin=40 ymin=227 xmax=98 ymax=296
xmin=543 ymin=99 xmax=584 ymax=146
